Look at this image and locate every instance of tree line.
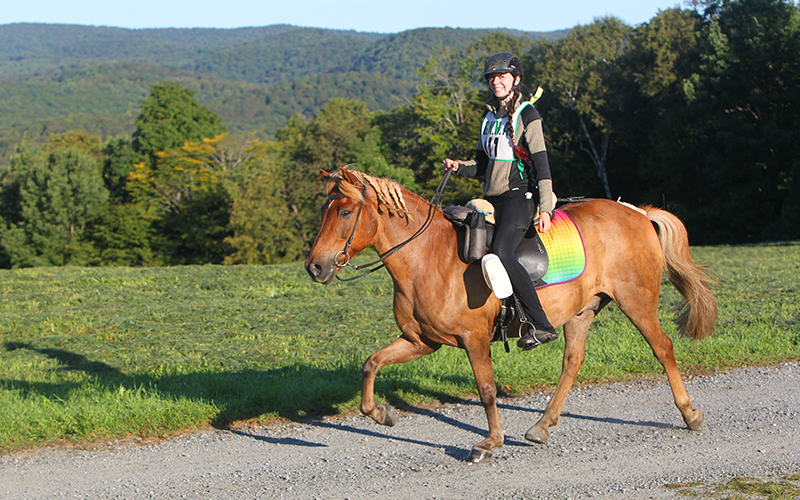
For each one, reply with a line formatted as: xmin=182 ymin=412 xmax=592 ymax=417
xmin=1 ymin=0 xmax=798 ymax=268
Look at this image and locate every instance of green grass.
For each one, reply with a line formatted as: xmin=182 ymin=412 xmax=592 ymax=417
xmin=667 ymin=473 xmax=800 ymax=499
xmin=1 ymin=243 xmax=798 ymax=453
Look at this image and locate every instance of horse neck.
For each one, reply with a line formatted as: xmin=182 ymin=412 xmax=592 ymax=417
xmin=370 ymin=187 xmax=457 ymax=279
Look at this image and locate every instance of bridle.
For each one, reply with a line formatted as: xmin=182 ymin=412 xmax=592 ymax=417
xmin=324 ymin=170 xmax=452 ymax=282
xmin=323 ymin=182 xmax=367 ymax=281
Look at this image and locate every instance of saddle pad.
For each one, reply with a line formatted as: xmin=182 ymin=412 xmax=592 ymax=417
xmin=537 ymin=210 xmax=586 ymax=287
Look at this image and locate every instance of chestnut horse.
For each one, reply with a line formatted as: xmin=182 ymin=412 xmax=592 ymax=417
xmin=305 ymin=168 xmax=717 ymax=463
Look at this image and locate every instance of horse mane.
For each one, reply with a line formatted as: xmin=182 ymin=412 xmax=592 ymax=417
xmin=326 ymin=168 xmax=414 ymax=221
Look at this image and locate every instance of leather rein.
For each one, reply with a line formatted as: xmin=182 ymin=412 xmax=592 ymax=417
xmin=326 ymin=170 xmax=453 ymax=282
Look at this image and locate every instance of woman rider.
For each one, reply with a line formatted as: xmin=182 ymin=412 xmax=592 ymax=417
xmin=442 ymin=52 xmax=557 ymax=350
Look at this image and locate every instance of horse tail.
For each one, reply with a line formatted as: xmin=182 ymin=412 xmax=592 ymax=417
xmin=643 ymin=206 xmax=718 ymax=339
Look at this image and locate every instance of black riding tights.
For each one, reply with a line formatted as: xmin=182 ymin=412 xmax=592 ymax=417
xmin=488 ymin=195 xmax=555 ymax=334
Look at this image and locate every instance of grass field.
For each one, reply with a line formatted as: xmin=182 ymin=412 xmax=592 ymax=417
xmin=1 ymin=243 xmax=798 ymax=453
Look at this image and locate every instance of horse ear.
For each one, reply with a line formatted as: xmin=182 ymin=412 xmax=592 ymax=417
xmin=340 ymin=167 xmax=359 ymax=185
xmin=320 ymin=169 xmax=332 ymax=180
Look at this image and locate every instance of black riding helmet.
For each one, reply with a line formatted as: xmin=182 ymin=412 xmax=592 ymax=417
xmin=483 ymin=52 xmax=524 ymax=84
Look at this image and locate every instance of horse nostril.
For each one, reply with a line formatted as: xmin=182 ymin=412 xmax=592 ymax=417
xmin=307 ymin=262 xmax=322 ymax=279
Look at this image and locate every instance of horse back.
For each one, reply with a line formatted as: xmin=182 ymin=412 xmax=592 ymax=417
xmin=540 ymin=199 xmax=664 ymax=320
xmin=562 ymin=198 xmax=662 ymax=263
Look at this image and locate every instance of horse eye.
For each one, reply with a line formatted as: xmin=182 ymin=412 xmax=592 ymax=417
xmin=339 ymin=209 xmax=352 ymax=218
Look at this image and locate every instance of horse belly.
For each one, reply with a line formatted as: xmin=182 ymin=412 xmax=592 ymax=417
xmin=392 ymin=278 xmax=497 ymax=348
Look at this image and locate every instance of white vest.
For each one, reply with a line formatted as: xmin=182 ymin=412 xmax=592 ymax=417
xmin=479 ymin=112 xmax=515 ymax=161
xmin=478 ymin=101 xmax=533 ymax=195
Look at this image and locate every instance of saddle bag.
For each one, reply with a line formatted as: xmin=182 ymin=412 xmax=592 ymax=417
xmin=443 ymin=206 xmax=493 ymax=263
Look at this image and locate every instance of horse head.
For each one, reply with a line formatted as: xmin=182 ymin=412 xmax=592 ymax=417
xmin=305 ymin=168 xmax=382 ymax=284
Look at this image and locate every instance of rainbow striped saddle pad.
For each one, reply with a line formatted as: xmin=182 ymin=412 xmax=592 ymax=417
xmin=442 ymin=203 xmax=587 ymax=288
xmin=502 ymin=209 xmax=587 ymax=288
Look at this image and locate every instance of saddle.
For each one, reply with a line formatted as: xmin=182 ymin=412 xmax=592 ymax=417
xmin=444 ymin=200 xmax=587 ymax=349
xmin=443 ymin=202 xmax=554 ymax=287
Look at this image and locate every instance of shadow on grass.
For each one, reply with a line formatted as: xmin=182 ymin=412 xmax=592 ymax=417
xmin=2 ymin=341 xmax=676 ymax=457
xmin=2 ymin=340 xmax=493 ymax=458
xmin=1 ymin=341 xmax=472 ymax=428
xmin=5 ymin=342 xmax=120 ymax=374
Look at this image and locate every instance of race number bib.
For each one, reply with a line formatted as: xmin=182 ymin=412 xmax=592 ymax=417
xmin=479 ymin=113 xmax=515 ymax=161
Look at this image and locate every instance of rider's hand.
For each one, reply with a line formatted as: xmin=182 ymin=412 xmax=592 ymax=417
xmin=442 ymin=159 xmax=460 ymax=172
xmin=538 ymin=211 xmax=552 ymax=233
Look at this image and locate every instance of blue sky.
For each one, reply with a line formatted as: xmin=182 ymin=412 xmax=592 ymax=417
xmin=2 ymin=0 xmax=686 ymax=33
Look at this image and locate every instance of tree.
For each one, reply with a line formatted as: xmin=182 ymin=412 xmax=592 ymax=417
xmin=376 ymin=40 xmax=506 ymax=204
xmin=126 ymin=133 xmax=267 ymax=265
xmin=680 ymin=0 xmax=800 ymax=242
xmin=278 ymin=98 xmax=415 ymax=253
xmin=612 ymin=8 xmax=704 ymax=205
xmin=152 ymin=186 xmax=232 ymax=265
xmin=132 ymin=81 xmax=226 ymax=162
xmin=0 ymin=132 xmax=109 ymax=267
xmin=408 ymin=46 xmax=483 ymax=189
xmin=102 ymin=136 xmax=145 ymax=203
xmin=531 ymin=17 xmax=632 ymax=199
xmin=128 ymin=133 xmax=245 ymax=213
xmin=783 ymin=160 xmax=800 ymax=239
xmin=85 ymin=202 xmax=158 ymax=266
xmin=0 ymin=140 xmax=29 ymax=268
xmin=222 ymin=141 xmax=301 ymax=264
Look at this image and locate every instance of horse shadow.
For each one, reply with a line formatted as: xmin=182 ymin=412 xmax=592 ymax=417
xmin=3 ymin=341 xmax=365 ymax=423
xmin=3 ymin=341 xmax=476 ymax=425
xmin=2 ymin=341 xmax=677 ymax=457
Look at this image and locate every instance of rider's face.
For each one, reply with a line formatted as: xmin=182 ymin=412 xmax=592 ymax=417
xmin=487 ymin=72 xmax=517 ymax=98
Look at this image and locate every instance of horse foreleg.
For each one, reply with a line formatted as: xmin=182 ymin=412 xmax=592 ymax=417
xmin=463 ymin=339 xmax=504 ymax=463
xmin=526 ymin=306 xmax=596 ymax=444
xmin=361 ymin=336 xmax=438 ymax=426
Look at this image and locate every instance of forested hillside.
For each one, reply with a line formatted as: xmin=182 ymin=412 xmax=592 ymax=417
xmin=0 ymin=24 xmax=378 ymax=77
xmin=1 ymin=0 xmax=798 ymax=270
xmin=0 ymin=24 xmax=562 ymax=162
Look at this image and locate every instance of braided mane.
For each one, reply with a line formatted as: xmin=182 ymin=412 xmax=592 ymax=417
xmin=326 ymin=169 xmax=413 ymax=221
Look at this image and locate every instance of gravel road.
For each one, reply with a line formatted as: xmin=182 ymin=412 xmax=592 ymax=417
xmin=2 ymin=362 xmax=798 ymax=500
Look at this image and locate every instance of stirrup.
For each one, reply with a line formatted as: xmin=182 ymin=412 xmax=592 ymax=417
xmin=517 ymin=324 xmax=558 ymax=351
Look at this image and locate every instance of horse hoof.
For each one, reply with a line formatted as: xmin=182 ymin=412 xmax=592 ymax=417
xmin=379 ymin=404 xmax=397 ymax=427
xmin=525 ymin=425 xmax=550 ymax=444
xmin=683 ymin=408 xmax=705 ymax=431
xmin=466 ymin=447 xmax=493 ymax=463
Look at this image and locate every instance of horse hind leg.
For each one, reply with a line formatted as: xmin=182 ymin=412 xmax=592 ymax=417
xmin=617 ymin=295 xmax=704 ymax=431
xmin=361 ymin=336 xmax=438 ymax=426
xmin=526 ymin=296 xmax=607 ymax=444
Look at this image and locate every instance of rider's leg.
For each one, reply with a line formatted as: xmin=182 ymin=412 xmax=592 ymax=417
xmin=489 ymin=196 xmax=557 ymax=350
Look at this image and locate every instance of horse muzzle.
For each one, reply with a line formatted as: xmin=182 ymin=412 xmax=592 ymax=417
xmin=305 ymin=257 xmax=337 ymax=284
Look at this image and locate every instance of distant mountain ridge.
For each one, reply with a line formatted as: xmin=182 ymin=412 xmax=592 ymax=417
xmin=0 ymin=23 xmax=567 ymax=161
